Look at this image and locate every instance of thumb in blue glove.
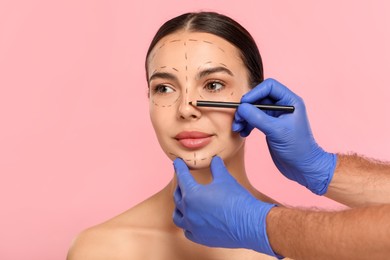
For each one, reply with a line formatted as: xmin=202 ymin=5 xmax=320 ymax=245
xmin=173 ymin=156 xmax=281 ymax=258
xmin=232 ymin=78 xmax=337 ymax=195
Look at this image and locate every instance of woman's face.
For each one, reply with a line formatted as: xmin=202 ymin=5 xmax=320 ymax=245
xmin=147 ymin=31 xmax=251 ymax=169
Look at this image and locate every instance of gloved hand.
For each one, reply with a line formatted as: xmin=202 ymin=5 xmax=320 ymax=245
xmin=173 ymin=156 xmax=281 ymax=258
xmin=232 ymin=78 xmax=337 ymax=195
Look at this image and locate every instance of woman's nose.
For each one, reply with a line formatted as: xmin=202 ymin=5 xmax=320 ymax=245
xmin=177 ymin=89 xmax=201 ymax=120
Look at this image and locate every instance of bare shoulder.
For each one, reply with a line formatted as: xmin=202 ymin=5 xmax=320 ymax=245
xmin=67 ymin=220 xmax=141 ymax=260
xmin=67 ymin=190 xmax=173 ymax=260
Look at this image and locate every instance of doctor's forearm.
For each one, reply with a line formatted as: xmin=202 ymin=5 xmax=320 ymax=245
xmin=325 ymin=154 xmax=390 ymax=207
xmin=266 ymin=205 xmax=390 ymax=260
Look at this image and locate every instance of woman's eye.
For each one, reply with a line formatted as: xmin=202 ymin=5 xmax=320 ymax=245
xmin=205 ymin=81 xmax=225 ymax=93
xmin=154 ymin=84 xmax=175 ymax=94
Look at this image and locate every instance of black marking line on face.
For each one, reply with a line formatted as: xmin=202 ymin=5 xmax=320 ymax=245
xmin=188 ymin=39 xmax=198 ymax=42
xmin=172 ymin=67 xmax=178 ymax=72
xmin=203 ymin=40 xmax=213 ymax=44
xmin=160 ymin=66 xmax=166 ymax=69
xmin=197 ymin=61 xmax=212 ymax=71
xmin=170 ymin=39 xmax=181 ymax=43
xmin=231 ymin=91 xmax=234 ymax=96
xmin=184 ymin=40 xmax=189 ymax=96
xmin=170 ymin=148 xmax=226 ymax=164
xmin=194 ymin=153 xmax=197 ymax=166
xmin=220 ymin=63 xmax=227 ymax=67
xmin=152 ymin=96 xmax=180 ymax=108
xmin=218 ymin=47 xmax=225 ymax=52
xmin=149 ymin=42 xmax=166 ymax=62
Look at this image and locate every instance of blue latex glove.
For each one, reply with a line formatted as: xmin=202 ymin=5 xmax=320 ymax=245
xmin=173 ymin=156 xmax=281 ymax=258
xmin=232 ymin=78 xmax=337 ymax=195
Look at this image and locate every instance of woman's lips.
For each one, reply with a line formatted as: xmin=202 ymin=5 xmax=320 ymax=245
xmin=174 ymin=131 xmax=213 ymax=149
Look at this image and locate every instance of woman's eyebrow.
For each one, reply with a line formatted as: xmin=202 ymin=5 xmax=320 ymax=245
xmin=149 ymin=71 xmax=177 ymax=82
xmin=197 ymin=66 xmax=234 ymax=79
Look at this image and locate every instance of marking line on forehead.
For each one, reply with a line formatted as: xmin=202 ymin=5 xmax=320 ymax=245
xmin=149 ymin=71 xmax=177 ymax=82
xmin=187 ymin=38 xmax=225 ymax=53
xmin=197 ymin=66 xmax=234 ymax=80
xmin=149 ymin=66 xmax=180 ymax=82
xmin=202 ymin=40 xmax=226 ymax=53
xmin=184 ymin=40 xmax=188 ymax=94
xmin=198 ymin=61 xmax=230 ymax=70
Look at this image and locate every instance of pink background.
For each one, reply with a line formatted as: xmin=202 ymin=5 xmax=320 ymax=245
xmin=1 ymin=1 xmax=389 ymax=259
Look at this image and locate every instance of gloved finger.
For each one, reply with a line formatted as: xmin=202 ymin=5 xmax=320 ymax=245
xmin=174 ymin=158 xmax=197 ymax=193
xmin=241 ymin=78 xmax=297 ymax=105
xmin=173 ymin=186 xmax=183 ymax=210
xmin=232 ymin=120 xmax=245 ymax=132
xmin=172 ymin=207 xmax=185 ymax=229
xmin=232 ymin=112 xmax=246 ymax=132
xmin=234 ymin=110 xmax=245 ymax=122
xmin=210 ymin=156 xmax=233 ymax=182
xmin=233 ymin=108 xmax=255 ymax=136
xmin=237 ymin=103 xmax=277 ymax=136
xmin=238 ymin=122 xmax=255 ymax=137
xmin=184 ymin=230 xmax=196 ymax=243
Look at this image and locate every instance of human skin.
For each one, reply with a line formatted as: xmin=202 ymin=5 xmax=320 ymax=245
xmin=147 ymin=30 xmax=252 ymax=184
xmin=67 ymin=31 xmax=281 ymax=260
xmin=267 ymin=154 xmax=390 ymax=259
xmin=326 ymin=154 xmax=390 ymax=207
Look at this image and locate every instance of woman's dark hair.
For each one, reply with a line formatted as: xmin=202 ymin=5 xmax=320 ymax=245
xmin=145 ymin=12 xmax=263 ymax=88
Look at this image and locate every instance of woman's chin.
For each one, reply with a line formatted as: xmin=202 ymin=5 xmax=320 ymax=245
xmin=166 ymin=149 xmax=216 ymax=169
xmin=184 ymin=159 xmax=212 ymax=170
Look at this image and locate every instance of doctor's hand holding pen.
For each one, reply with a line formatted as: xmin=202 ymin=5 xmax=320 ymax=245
xmin=173 ymin=78 xmax=390 ymax=259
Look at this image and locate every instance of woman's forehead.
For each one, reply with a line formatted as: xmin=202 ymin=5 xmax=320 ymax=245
xmin=148 ymin=31 xmax=242 ymax=72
